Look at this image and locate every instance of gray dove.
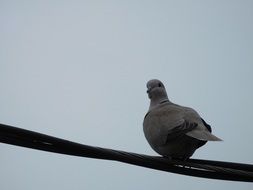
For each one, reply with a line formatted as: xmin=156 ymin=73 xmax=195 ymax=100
xmin=143 ymin=79 xmax=222 ymax=160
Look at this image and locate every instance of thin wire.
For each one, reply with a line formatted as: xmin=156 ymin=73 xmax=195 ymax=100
xmin=0 ymin=123 xmax=253 ymax=182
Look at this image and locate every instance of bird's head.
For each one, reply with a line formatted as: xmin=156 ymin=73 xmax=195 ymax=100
xmin=146 ymin=79 xmax=168 ymax=100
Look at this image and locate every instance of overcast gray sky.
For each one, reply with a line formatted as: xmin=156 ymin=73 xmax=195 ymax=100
xmin=1 ymin=0 xmax=253 ymax=189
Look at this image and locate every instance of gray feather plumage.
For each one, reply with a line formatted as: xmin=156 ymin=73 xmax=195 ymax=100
xmin=143 ymin=79 xmax=222 ymax=159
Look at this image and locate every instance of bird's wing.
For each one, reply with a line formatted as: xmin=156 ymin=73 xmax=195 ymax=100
xmin=144 ymin=104 xmax=199 ymax=146
xmin=183 ymin=109 xmax=222 ymax=141
xmin=165 ymin=121 xmax=198 ymax=143
xmin=144 ymin=103 xmax=222 ymax=147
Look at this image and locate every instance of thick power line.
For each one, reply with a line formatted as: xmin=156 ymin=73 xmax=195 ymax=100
xmin=0 ymin=123 xmax=253 ymax=182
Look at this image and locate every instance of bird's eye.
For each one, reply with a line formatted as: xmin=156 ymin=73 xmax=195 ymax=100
xmin=158 ymin=83 xmax=162 ymax=87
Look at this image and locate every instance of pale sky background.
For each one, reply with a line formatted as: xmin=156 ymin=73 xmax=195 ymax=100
xmin=1 ymin=0 xmax=253 ymax=189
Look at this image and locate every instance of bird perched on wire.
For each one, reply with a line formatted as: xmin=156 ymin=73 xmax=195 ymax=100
xmin=143 ymin=79 xmax=222 ymax=160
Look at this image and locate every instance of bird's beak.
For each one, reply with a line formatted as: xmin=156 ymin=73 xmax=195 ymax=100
xmin=146 ymin=87 xmax=151 ymax=94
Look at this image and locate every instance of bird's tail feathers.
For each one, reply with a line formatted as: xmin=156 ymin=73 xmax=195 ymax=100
xmin=186 ymin=130 xmax=222 ymax=141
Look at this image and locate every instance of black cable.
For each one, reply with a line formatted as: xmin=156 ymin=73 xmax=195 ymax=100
xmin=0 ymin=123 xmax=253 ymax=182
